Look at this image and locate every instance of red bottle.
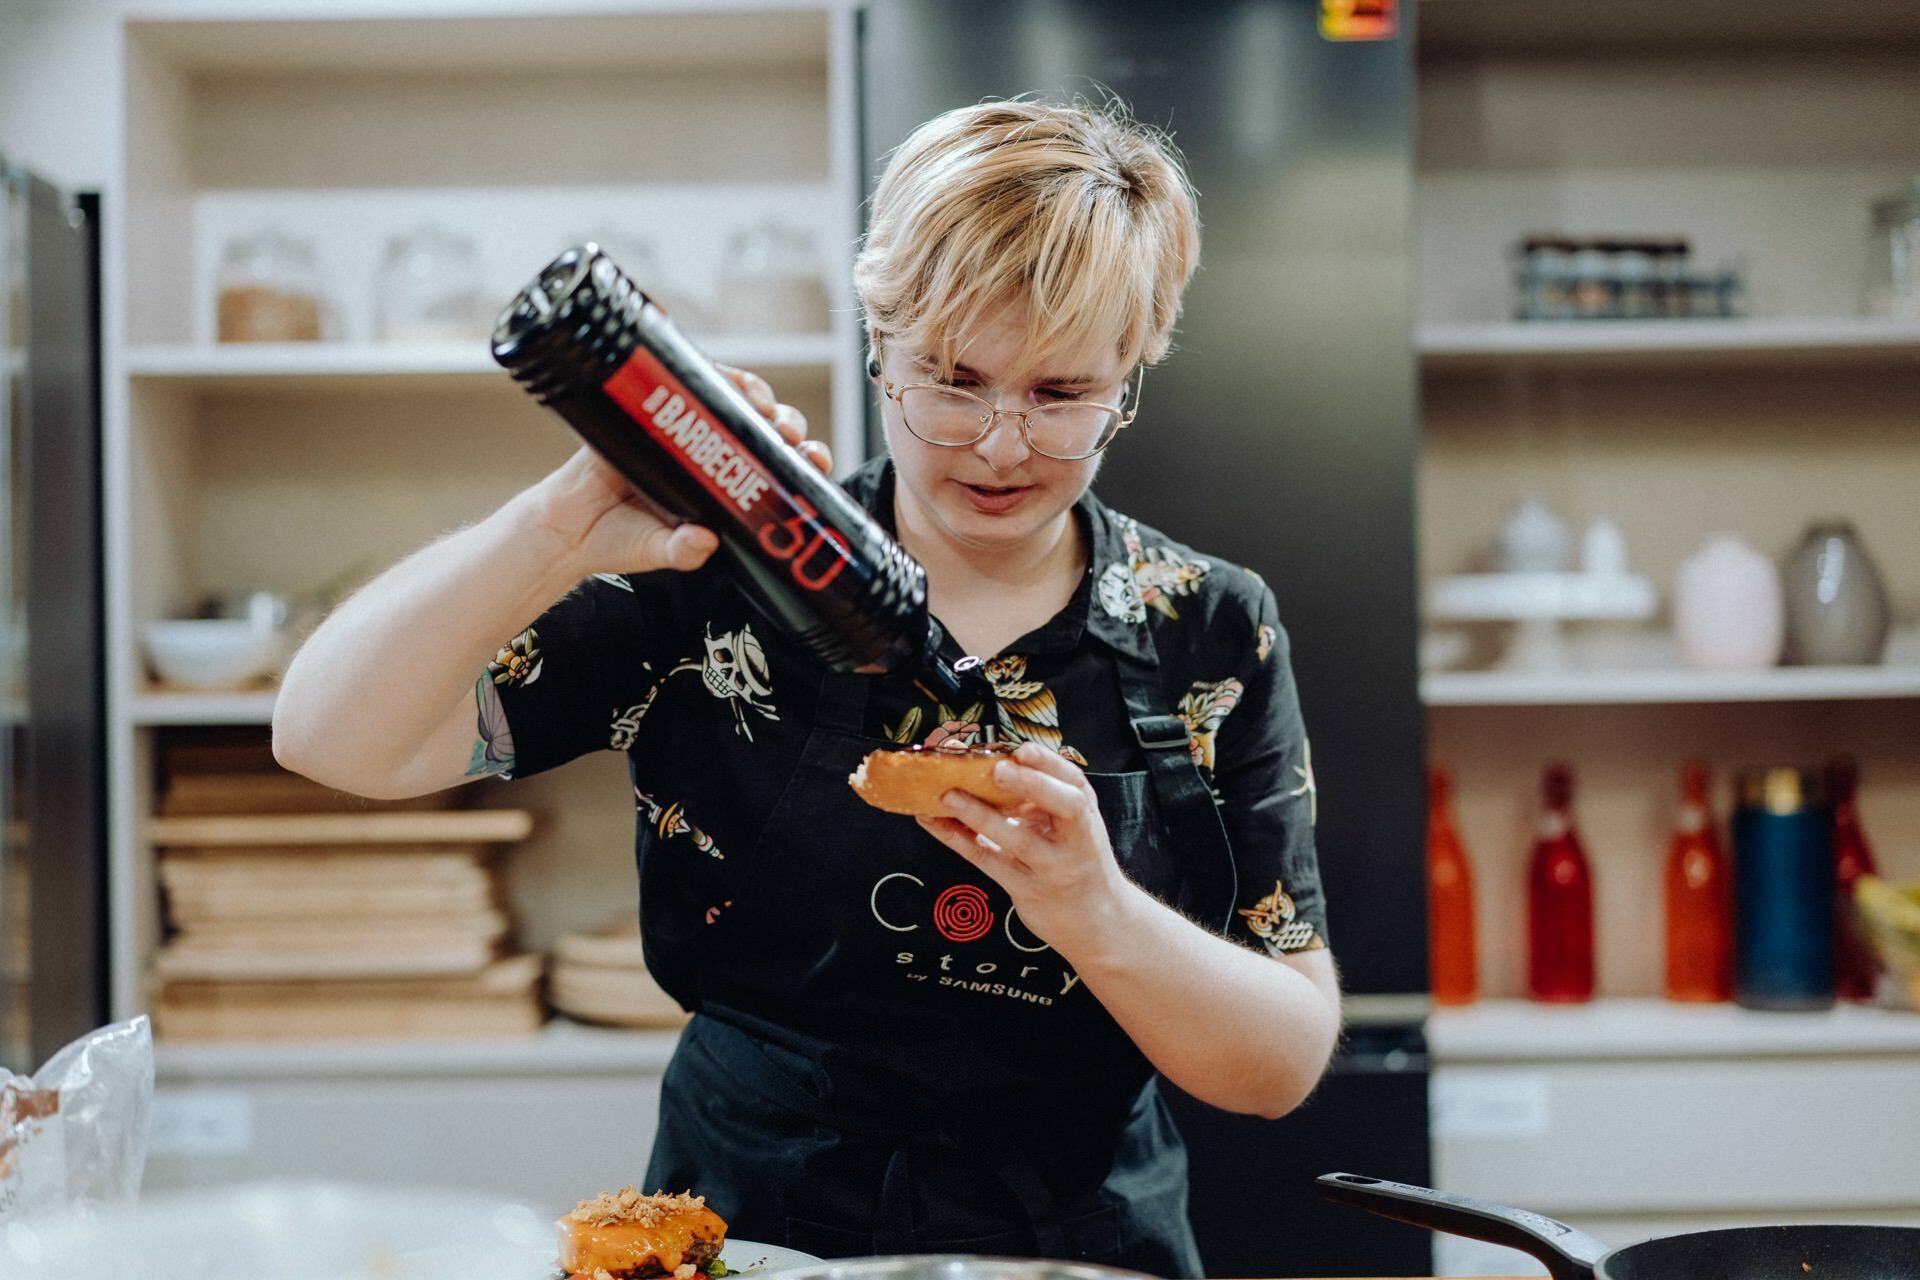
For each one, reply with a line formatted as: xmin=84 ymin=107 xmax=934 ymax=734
xmin=1528 ymin=763 xmax=1595 ymax=1002
xmin=1829 ymin=756 xmax=1881 ymax=1001
xmin=1427 ymin=767 xmax=1478 ymax=1006
xmin=1663 ymin=762 xmax=1732 ymax=1002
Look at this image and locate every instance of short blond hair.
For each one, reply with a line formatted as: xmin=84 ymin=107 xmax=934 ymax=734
xmin=854 ymin=97 xmax=1200 ymax=384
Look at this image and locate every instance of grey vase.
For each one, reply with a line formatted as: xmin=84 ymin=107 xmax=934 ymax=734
xmin=1780 ymin=521 xmax=1891 ymax=665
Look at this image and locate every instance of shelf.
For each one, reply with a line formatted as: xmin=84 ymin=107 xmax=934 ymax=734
xmin=1423 ymin=666 xmax=1920 ymax=706
xmin=154 ymin=1017 xmax=683 ymax=1081
xmin=129 ymin=686 xmax=278 ymax=725
xmin=125 ymin=335 xmax=843 ymax=393
xmin=131 ymin=8 xmax=830 ymax=76
xmin=1418 ymin=319 xmax=1920 ymax=369
xmin=1428 ymin=998 xmax=1920 ymax=1061
xmin=147 ymin=808 xmax=534 ymax=847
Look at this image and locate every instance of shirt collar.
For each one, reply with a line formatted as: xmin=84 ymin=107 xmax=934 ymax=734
xmin=843 ymin=458 xmax=1155 ymax=664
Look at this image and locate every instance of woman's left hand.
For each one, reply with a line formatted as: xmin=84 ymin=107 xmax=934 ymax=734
xmin=916 ymin=742 xmax=1137 ymax=955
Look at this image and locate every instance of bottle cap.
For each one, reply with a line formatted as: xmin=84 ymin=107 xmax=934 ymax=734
xmin=1680 ymin=760 xmax=1710 ymax=803
xmin=1736 ymin=766 xmax=1828 ymax=814
xmin=1543 ymin=762 xmax=1573 ymax=808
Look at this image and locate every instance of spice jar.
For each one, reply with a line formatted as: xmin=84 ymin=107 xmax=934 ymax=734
xmin=1515 ymin=236 xmax=1577 ymax=320
xmin=1863 ymin=177 xmax=1920 ymax=320
xmin=216 ymin=229 xmax=323 ymax=343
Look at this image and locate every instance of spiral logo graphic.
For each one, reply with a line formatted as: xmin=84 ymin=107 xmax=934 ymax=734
xmin=932 ymin=884 xmax=995 ymax=943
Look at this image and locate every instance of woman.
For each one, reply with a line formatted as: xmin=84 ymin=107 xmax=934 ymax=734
xmin=275 ymin=98 xmax=1339 ymax=1276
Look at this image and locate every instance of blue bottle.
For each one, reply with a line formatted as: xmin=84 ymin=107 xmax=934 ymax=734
xmin=1732 ymin=767 xmax=1835 ymax=1010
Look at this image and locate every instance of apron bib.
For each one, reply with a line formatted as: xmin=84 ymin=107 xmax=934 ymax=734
xmin=646 ymin=635 xmax=1234 ymax=1278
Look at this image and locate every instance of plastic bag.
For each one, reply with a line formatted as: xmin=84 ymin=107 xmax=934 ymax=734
xmin=0 ymin=1016 xmax=152 ymax=1224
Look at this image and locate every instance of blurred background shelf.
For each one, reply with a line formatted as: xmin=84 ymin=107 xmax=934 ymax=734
xmin=1418 ymin=318 xmax=1920 ymax=367
xmin=1428 ymin=998 xmax=1920 ymax=1061
xmin=154 ymin=1017 xmax=682 ymax=1081
xmin=129 ymin=686 xmax=279 ymax=725
xmin=1423 ymin=667 xmax=1920 ymax=706
xmin=156 ymin=1000 xmax=1920 ymax=1078
xmin=125 ymin=334 xmax=842 ymax=392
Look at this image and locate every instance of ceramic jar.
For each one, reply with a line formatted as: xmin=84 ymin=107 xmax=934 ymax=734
xmin=1673 ymin=535 xmax=1783 ymax=671
xmin=1780 ymin=521 xmax=1891 ymax=665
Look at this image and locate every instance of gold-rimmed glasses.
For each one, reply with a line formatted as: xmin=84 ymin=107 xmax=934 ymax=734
xmin=877 ymin=363 xmax=1143 ymax=461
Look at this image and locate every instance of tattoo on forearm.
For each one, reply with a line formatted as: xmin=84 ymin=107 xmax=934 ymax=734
xmin=467 ymin=674 xmax=517 ymax=777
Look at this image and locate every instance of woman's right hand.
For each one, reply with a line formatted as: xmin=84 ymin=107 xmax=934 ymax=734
xmin=527 ymin=364 xmax=831 ymax=577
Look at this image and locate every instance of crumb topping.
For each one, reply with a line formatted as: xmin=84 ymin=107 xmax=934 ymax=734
xmin=568 ymin=1187 xmax=708 ymax=1229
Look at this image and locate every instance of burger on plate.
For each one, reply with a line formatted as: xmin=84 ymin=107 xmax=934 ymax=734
xmin=557 ymin=1187 xmax=729 ymax=1280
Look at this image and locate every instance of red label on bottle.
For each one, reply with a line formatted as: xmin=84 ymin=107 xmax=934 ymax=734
xmin=604 ymin=345 xmax=850 ymax=591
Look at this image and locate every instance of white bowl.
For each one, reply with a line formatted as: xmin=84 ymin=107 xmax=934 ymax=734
xmin=141 ymin=618 xmax=279 ymax=689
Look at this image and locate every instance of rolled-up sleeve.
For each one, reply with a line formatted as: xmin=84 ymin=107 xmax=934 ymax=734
xmin=1208 ymin=581 xmax=1327 ymax=956
xmin=490 ymin=574 xmax=670 ymax=779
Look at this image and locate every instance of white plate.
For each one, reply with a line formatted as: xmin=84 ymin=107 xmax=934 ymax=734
xmin=722 ymin=1239 xmax=824 ymax=1274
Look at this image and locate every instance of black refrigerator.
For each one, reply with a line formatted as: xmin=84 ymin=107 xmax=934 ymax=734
xmin=858 ymin=3 xmax=1430 ymax=1274
xmin=0 ymin=156 xmax=109 ymax=1073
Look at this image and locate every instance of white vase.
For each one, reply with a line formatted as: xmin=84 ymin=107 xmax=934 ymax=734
xmin=1673 ymin=535 xmax=1783 ymax=671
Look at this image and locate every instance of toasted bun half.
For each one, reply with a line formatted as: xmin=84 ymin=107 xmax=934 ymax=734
xmin=848 ymin=747 xmax=1022 ymax=817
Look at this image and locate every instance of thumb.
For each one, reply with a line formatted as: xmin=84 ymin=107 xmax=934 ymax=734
xmin=656 ymin=522 xmax=719 ymax=571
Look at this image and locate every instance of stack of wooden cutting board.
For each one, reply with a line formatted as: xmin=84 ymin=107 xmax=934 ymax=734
xmin=149 ymin=739 xmax=545 ymax=1041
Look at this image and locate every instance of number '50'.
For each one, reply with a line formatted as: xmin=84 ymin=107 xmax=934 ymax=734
xmin=756 ymin=496 xmax=850 ymax=591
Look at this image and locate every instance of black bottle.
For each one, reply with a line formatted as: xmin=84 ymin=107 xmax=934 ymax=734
xmin=492 ymin=245 xmax=984 ymax=705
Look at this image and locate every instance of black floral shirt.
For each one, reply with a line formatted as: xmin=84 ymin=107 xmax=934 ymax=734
xmin=492 ymin=458 xmax=1327 ymax=982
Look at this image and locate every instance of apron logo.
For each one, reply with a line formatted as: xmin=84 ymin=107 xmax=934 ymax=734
xmin=871 ymin=873 xmax=1047 ymax=951
xmin=932 ymin=884 xmax=993 ymax=943
xmin=871 ymin=873 xmax=1083 ymax=1002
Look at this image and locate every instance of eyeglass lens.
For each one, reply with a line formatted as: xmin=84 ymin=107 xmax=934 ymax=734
xmin=899 ymin=387 xmax=1119 ymax=459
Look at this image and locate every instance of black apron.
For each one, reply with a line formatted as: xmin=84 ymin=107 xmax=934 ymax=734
xmin=644 ymin=627 xmax=1237 ymax=1279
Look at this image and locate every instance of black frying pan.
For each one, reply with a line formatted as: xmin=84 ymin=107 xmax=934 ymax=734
xmin=1318 ymin=1173 xmax=1920 ymax=1280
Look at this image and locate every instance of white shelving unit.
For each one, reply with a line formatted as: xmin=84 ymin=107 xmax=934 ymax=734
xmin=104 ymin=1 xmax=865 ymax=1206
xmin=1416 ymin=7 xmax=1920 ymax=1003
xmin=1416 ymin=9 xmax=1920 ymax=1252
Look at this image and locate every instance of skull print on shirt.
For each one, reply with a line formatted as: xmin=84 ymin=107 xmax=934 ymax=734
xmin=669 ymin=622 xmax=779 ymax=740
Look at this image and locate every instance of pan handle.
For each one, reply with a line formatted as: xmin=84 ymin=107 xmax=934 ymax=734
xmin=1316 ymin=1173 xmax=1609 ymax=1280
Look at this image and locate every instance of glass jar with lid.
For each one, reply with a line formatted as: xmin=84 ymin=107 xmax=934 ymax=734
xmin=1863 ymin=177 xmax=1920 ymax=320
xmin=375 ymin=225 xmax=487 ymax=344
xmin=717 ymin=221 xmax=831 ymax=334
xmin=216 ymin=228 xmax=324 ymax=343
xmin=567 ymin=227 xmax=714 ymax=335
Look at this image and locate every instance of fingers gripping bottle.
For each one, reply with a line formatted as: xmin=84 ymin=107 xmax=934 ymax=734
xmin=492 ymin=246 xmax=986 ymax=706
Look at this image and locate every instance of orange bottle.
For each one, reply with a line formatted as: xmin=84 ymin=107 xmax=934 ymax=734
xmin=1427 ymin=767 xmax=1478 ymax=1006
xmin=1663 ymin=761 xmax=1732 ymax=1002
